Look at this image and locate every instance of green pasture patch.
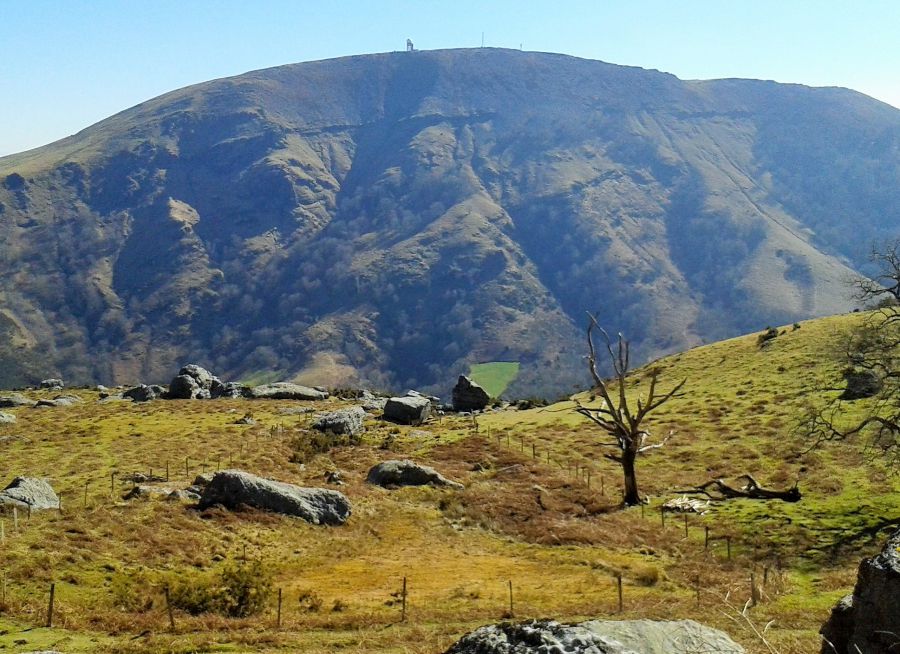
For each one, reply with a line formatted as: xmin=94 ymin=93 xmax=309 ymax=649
xmin=468 ymin=361 xmax=520 ymax=398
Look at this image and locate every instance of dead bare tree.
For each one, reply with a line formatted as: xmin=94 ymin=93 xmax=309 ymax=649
xmin=800 ymin=239 xmax=900 ymax=468
xmin=573 ymin=313 xmax=686 ymax=506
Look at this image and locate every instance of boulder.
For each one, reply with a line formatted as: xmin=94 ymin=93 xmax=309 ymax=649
xmin=178 ymin=364 xmax=216 ymax=389
xmin=167 ymin=489 xmax=201 ymax=502
xmin=0 ymin=393 xmax=34 ymax=408
xmin=367 ymin=460 xmax=464 ymax=490
xmin=311 ymin=406 xmax=366 ymax=436
xmin=212 ymin=381 xmax=249 ymax=399
xmin=123 ymin=384 xmax=167 ymax=402
xmin=452 ymin=375 xmax=491 ymax=412
xmin=444 ymin=619 xmax=745 ymax=654
xmin=820 ymin=526 xmax=900 ymax=653
xmin=167 ymin=374 xmax=205 ymax=399
xmin=0 ymin=477 xmax=60 ymax=511
xmin=0 ymin=411 xmax=15 ymax=424
xmin=34 ymin=395 xmax=82 ymax=408
xmin=383 ymin=395 xmax=431 ymax=425
xmin=123 ymin=485 xmax=176 ymax=500
xmin=40 ymin=378 xmax=64 ymax=390
xmin=360 ymin=389 xmax=388 ymax=412
xmin=198 ymin=470 xmax=351 ymax=525
xmin=248 ymin=382 xmax=328 ymax=401
xmin=840 ymin=369 xmax=882 ymax=400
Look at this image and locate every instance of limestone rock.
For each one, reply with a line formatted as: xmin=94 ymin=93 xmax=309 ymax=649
xmin=312 ymin=406 xmax=366 ymax=436
xmin=452 ymin=375 xmax=491 ymax=412
xmin=198 ymin=470 xmax=351 ymax=525
xmin=40 ymin=378 xmax=64 ymax=390
xmin=820 ymin=526 xmax=900 ymax=653
xmin=383 ymin=395 xmax=431 ymax=425
xmin=445 ymin=618 xmax=745 ymax=654
xmin=0 ymin=477 xmax=60 ymax=511
xmin=367 ymin=460 xmax=463 ymax=490
xmin=0 ymin=411 xmax=16 ymax=424
xmin=0 ymin=393 xmax=34 ymax=408
xmin=123 ymin=384 xmax=167 ymax=402
xmin=248 ymin=383 xmax=328 ymax=401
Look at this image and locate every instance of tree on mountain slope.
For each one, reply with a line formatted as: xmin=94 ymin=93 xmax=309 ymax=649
xmin=573 ymin=313 xmax=686 ymax=506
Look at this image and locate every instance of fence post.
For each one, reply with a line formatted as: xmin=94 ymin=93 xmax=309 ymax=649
xmin=683 ymin=513 xmax=689 ymax=538
xmin=83 ymin=480 xmax=89 ymax=509
xmin=277 ymin=587 xmax=283 ymax=627
xmin=166 ymin=461 xmax=170 ymax=482
xmin=616 ymin=573 xmax=623 ymax=613
xmin=532 ymin=443 xmax=536 ymax=459
xmin=401 ymin=576 xmax=407 ymax=622
xmin=750 ymin=572 xmax=759 ymax=606
xmin=695 ymin=575 xmax=700 ymax=606
xmin=660 ymin=506 xmax=666 ymax=528
xmin=13 ymin=507 xmax=18 ymax=532
xmin=185 ymin=457 xmax=189 ymax=479
xmin=508 ymin=579 xmax=514 ymax=617
xmin=704 ymin=526 xmax=710 ymax=550
xmin=165 ymin=585 xmax=175 ymax=631
xmin=46 ymin=582 xmax=55 ymax=628
xmin=726 ymin=536 xmax=732 ymax=560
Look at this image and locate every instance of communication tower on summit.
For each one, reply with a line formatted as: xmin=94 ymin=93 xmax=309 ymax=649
xmin=406 ymin=39 xmax=414 ymax=52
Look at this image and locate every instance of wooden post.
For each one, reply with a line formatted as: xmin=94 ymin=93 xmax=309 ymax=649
xmin=277 ymin=587 xmax=283 ymax=627
xmin=506 ymin=433 xmax=510 ymax=449
xmin=242 ymin=544 xmax=247 ymax=561
xmin=13 ymin=507 xmax=18 ymax=532
xmin=508 ymin=579 xmax=514 ymax=617
xmin=587 ymin=470 xmax=591 ymax=489
xmin=46 ymin=582 xmax=55 ymax=628
xmin=532 ymin=443 xmax=536 ymax=459
xmin=546 ymin=451 xmax=550 ymax=465
xmin=750 ymin=572 xmax=759 ymax=606
xmin=56 ymin=495 xmax=60 ymax=515
xmin=216 ymin=456 xmax=221 ymax=471
xmin=695 ymin=575 xmax=700 ymax=606
xmin=165 ymin=585 xmax=175 ymax=631
xmin=726 ymin=536 xmax=732 ymax=560
xmin=110 ymin=471 xmax=116 ymax=496
xmin=763 ymin=566 xmax=769 ymax=586
xmin=185 ymin=457 xmax=189 ymax=478
xmin=401 ymin=576 xmax=407 ymax=622
xmin=704 ymin=526 xmax=710 ymax=550
xmin=683 ymin=513 xmax=689 ymax=538
xmin=166 ymin=461 xmax=170 ymax=482
xmin=660 ymin=506 xmax=666 ymax=528
xmin=519 ymin=436 xmax=524 ymax=453
xmin=0 ymin=520 xmax=4 ymax=542
xmin=616 ymin=573 xmax=623 ymax=613
xmin=600 ymin=475 xmax=605 ymax=496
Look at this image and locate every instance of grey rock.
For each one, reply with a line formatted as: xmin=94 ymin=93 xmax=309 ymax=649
xmin=840 ymin=369 xmax=882 ymax=400
xmin=123 ymin=485 xmax=176 ymax=500
xmin=820 ymin=526 xmax=900 ymax=654
xmin=198 ymin=469 xmax=351 ymax=525
xmin=367 ymin=460 xmax=463 ymax=490
xmin=40 ymin=378 xmax=64 ymax=390
xmin=179 ymin=364 xmax=216 ymax=389
xmin=168 ymin=374 xmax=202 ymax=399
xmin=0 ymin=393 xmax=34 ymax=408
xmin=192 ymin=473 xmax=215 ymax=487
xmin=0 ymin=477 xmax=60 ymax=511
xmin=312 ymin=406 xmax=366 ymax=436
xmin=0 ymin=411 xmax=16 ymax=424
xmin=234 ymin=414 xmax=256 ymax=425
xmin=167 ymin=489 xmax=201 ymax=502
xmin=248 ymin=382 xmax=328 ymax=401
xmin=34 ymin=395 xmax=82 ymax=408
xmin=324 ymin=470 xmax=344 ymax=485
xmin=383 ymin=395 xmax=431 ymax=425
xmin=278 ymin=406 xmax=315 ymax=415
xmin=213 ymin=381 xmax=249 ymax=399
xmin=360 ymin=389 xmax=388 ymax=412
xmin=123 ymin=384 xmax=166 ymax=402
xmin=452 ymin=375 xmax=491 ymax=412
xmin=444 ymin=619 xmax=745 ymax=654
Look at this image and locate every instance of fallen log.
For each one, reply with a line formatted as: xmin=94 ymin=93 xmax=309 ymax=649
xmin=676 ymin=475 xmax=801 ymax=502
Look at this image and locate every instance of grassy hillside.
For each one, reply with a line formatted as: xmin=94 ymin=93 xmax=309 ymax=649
xmin=0 ymin=312 xmax=896 ymax=653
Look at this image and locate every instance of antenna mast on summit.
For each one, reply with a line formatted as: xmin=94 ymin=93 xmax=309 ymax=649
xmin=481 ymin=32 xmax=484 ymax=48
xmin=406 ymin=38 xmax=414 ymax=52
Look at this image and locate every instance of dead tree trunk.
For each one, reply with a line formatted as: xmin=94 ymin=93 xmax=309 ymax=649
xmin=676 ymin=476 xmax=801 ymax=502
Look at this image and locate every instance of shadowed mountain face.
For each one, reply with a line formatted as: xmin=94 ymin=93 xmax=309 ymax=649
xmin=1 ymin=49 xmax=899 ymax=396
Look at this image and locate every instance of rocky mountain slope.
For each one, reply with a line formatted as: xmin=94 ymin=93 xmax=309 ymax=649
xmin=1 ymin=48 xmax=898 ymax=395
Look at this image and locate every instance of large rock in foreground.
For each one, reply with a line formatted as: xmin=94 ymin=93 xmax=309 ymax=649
xmin=248 ymin=383 xmax=328 ymax=401
xmin=367 ymin=460 xmax=464 ymax=490
xmin=0 ymin=477 xmax=60 ymax=511
xmin=452 ymin=375 xmax=491 ymax=412
xmin=198 ymin=470 xmax=350 ymax=525
xmin=445 ymin=619 xmax=745 ymax=654
xmin=820 ymin=526 xmax=900 ymax=654
xmin=383 ymin=395 xmax=431 ymax=425
xmin=0 ymin=393 xmax=34 ymax=408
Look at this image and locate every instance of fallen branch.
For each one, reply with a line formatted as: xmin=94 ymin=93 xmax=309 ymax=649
xmin=676 ymin=475 xmax=801 ymax=503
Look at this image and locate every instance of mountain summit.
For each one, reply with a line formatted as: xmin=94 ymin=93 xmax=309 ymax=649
xmin=1 ymin=48 xmax=898 ymax=395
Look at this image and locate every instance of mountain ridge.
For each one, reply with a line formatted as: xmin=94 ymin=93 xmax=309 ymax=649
xmin=1 ymin=48 xmax=898 ymax=396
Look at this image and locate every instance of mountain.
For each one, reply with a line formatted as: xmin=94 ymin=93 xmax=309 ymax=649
xmin=1 ymin=48 xmax=899 ymax=396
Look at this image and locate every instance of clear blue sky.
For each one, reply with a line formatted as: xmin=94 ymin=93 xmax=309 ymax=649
xmin=2 ymin=0 xmax=898 ymax=156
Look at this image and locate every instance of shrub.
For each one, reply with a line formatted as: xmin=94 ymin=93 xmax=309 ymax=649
xmin=166 ymin=560 xmax=273 ymax=617
xmin=756 ymin=327 xmax=779 ymax=347
xmin=290 ymin=429 xmax=361 ymax=464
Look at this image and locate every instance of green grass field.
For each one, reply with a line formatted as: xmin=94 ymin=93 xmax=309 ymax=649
xmin=0 ymin=312 xmax=896 ymax=653
xmin=468 ymin=362 xmax=520 ymax=398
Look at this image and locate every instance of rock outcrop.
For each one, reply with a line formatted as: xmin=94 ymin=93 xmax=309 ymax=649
xmin=445 ymin=619 xmax=745 ymax=654
xmin=0 ymin=393 xmax=34 ymax=408
xmin=247 ymin=383 xmax=328 ymax=401
xmin=123 ymin=384 xmax=167 ymax=402
xmin=452 ymin=375 xmax=491 ymax=411
xmin=198 ymin=470 xmax=350 ymax=525
xmin=39 ymin=378 xmax=64 ymax=390
xmin=0 ymin=477 xmax=60 ymax=511
xmin=168 ymin=374 xmax=208 ymax=400
xmin=367 ymin=460 xmax=464 ymax=490
xmin=820 ymin=526 xmax=900 ymax=654
xmin=311 ymin=406 xmax=366 ymax=436
xmin=0 ymin=412 xmax=16 ymax=424
xmin=383 ymin=395 xmax=431 ymax=425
